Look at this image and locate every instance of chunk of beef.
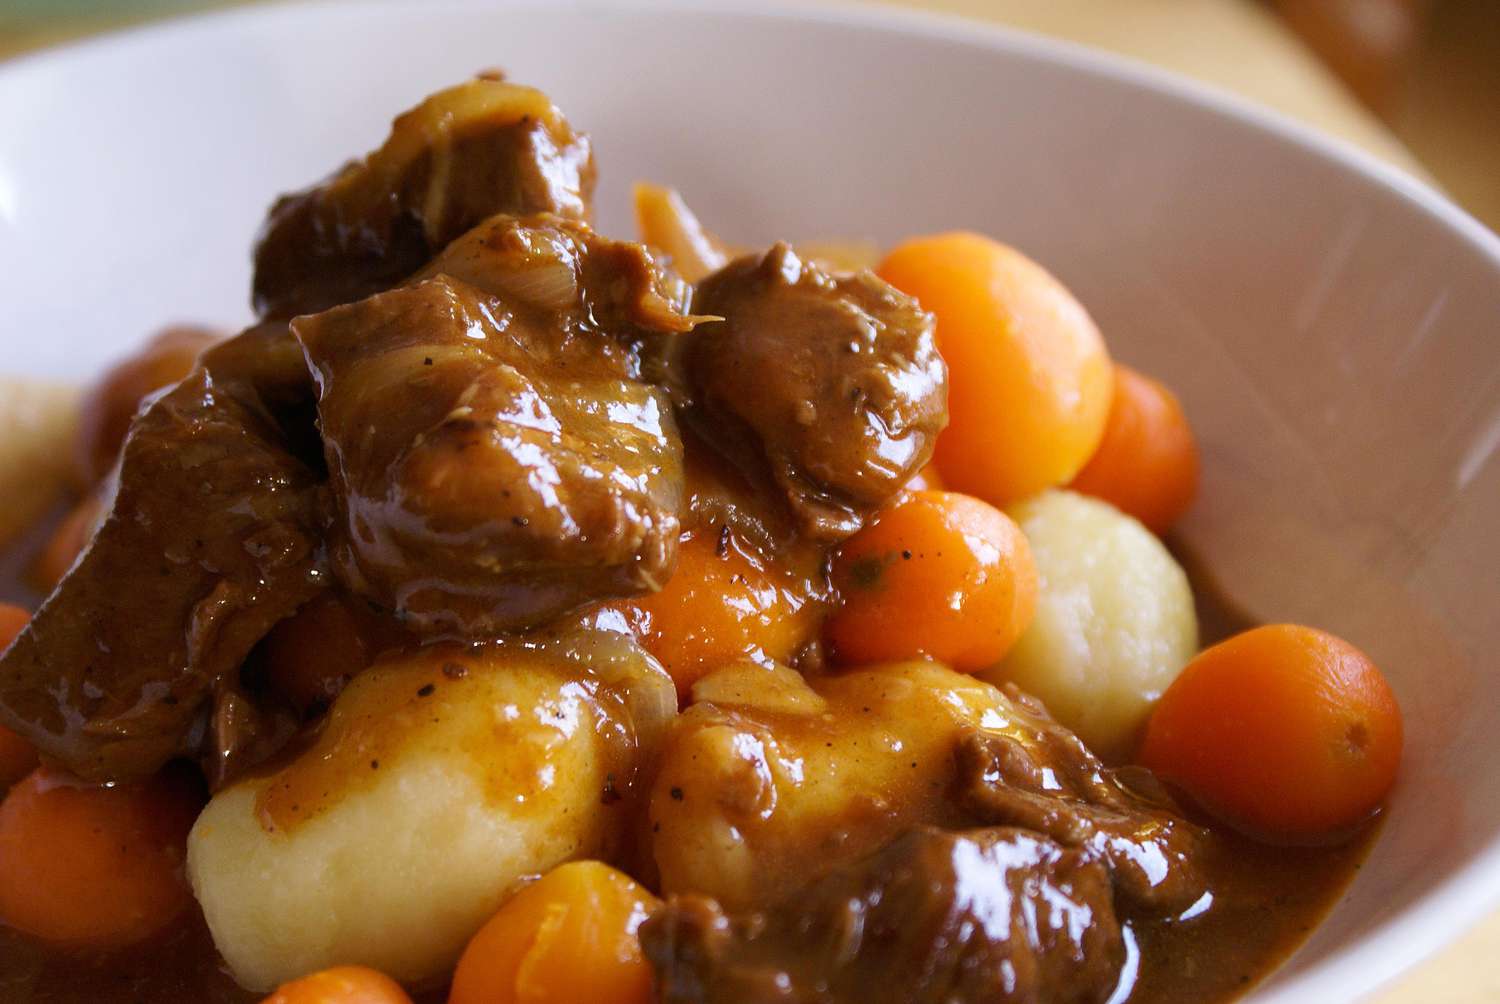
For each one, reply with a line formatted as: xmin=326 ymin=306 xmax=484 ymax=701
xmin=253 ymin=77 xmax=596 ymax=319
xmin=643 ymin=826 xmax=1124 ymax=1004
xmin=644 ymin=667 xmax=1209 ymax=1002
xmin=955 ymin=699 xmax=1208 ymax=913
xmin=293 ymin=214 xmax=697 ymax=635
xmin=649 ymin=661 xmax=1204 ymax=913
xmin=0 ymin=332 xmax=328 ymax=783
xmin=412 ymin=210 xmax=697 ymax=338
xmin=688 ymin=244 xmax=946 ymax=540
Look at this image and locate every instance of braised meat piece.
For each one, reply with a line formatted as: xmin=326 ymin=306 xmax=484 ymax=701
xmin=649 ymin=661 xmax=1206 ymax=912
xmin=0 ymin=332 xmax=328 ymax=783
xmin=412 ymin=210 xmax=696 ymax=336
xmin=645 ymin=666 xmax=1209 ymax=1002
xmin=293 ymin=214 xmax=697 ymax=635
xmin=643 ymin=826 xmax=1125 ymax=1004
xmin=955 ymin=690 xmax=1207 ymax=913
xmin=688 ymin=244 xmax=946 ymax=540
xmin=253 ymin=77 xmax=596 ymax=319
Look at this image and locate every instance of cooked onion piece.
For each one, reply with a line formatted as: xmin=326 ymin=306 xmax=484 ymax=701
xmin=985 ymin=490 xmax=1198 ymax=761
xmin=188 ymin=632 xmax=672 ymax=990
xmin=632 ymin=182 xmax=730 ymax=283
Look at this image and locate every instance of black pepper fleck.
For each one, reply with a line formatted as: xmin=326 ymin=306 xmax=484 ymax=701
xmin=669 ymin=786 xmax=684 ymax=801
xmin=416 ymin=683 xmax=436 ymax=697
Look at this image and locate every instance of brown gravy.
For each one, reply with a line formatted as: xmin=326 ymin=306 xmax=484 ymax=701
xmin=0 ymin=821 xmax=1375 ymax=1004
xmin=0 ymin=483 xmax=1378 ymax=1004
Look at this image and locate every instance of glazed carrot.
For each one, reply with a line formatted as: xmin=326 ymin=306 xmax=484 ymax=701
xmin=826 ymin=491 xmax=1037 ymax=672
xmin=261 ymin=965 xmax=412 ymax=1004
xmin=0 ymin=605 xmax=38 ymax=786
xmin=261 ymin=593 xmax=408 ymax=716
xmin=878 ymin=233 xmax=1113 ymax=506
xmin=0 ymin=765 xmax=203 ymax=946
xmin=0 ymin=728 xmax=36 ymax=791
xmin=1140 ymin=624 xmax=1403 ymax=842
xmin=0 ymin=603 xmax=29 ymax=649
xmin=615 ymin=530 xmax=814 ymax=700
xmin=449 ymin=861 xmax=660 ymax=1004
xmin=1069 ymin=364 xmax=1199 ymax=534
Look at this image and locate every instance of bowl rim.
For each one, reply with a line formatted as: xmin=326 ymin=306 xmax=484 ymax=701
xmin=4 ymin=1 xmax=1500 ymax=1000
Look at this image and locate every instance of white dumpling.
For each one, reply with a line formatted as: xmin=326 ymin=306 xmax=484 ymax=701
xmin=653 ymin=660 xmax=1068 ymax=910
xmin=187 ymin=630 xmax=673 ymax=991
xmin=983 ymin=490 xmax=1197 ymax=762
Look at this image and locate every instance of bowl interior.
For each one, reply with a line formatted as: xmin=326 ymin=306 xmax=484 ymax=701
xmin=2 ymin=2 xmax=1498 ymax=999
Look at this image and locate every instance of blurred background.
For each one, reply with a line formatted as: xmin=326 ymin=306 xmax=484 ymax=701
xmin=0 ymin=1 xmax=1497 ymax=1000
xmin=2 ymin=0 xmax=1497 ymax=233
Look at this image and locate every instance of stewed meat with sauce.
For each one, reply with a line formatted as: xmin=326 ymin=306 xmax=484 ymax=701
xmin=0 ymin=345 xmax=327 ymax=784
xmin=688 ymin=244 xmax=947 ymax=540
xmin=253 ymin=77 xmax=596 ymax=320
xmin=294 ymin=215 xmax=696 ymax=634
xmin=0 ymin=78 xmax=655 ymax=781
xmin=644 ymin=826 xmax=1126 ymax=1004
xmin=644 ymin=664 xmax=1210 ymax=1003
xmin=0 ymin=71 xmax=1394 ymax=1004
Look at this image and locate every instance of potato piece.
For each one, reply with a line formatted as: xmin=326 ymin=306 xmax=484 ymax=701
xmin=188 ymin=632 xmax=672 ymax=991
xmin=653 ymin=659 xmax=1209 ymax=934
xmin=653 ymin=660 xmax=1034 ymax=909
xmin=985 ymin=490 xmax=1197 ymax=761
xmin=0 ymin=378 xmax=80 ymax=549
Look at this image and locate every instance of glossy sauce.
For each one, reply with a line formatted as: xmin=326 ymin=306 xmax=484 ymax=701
xmin=0 ymin=827 xmax=1373 ymax=1004
xmin=0 ymin=535 xmax=1377 ymax=1003
xmin=1124 ymin=825 xmax=1377 ymax=1002
xmin=1114 ymin=538 xmax=1380 ymax=1001
xmin=258 ymin=650 xmax=590 ymax=835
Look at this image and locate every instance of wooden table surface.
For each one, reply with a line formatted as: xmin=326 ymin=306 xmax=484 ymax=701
xmin=0 ymin=1 xmax=1494 ymax=1000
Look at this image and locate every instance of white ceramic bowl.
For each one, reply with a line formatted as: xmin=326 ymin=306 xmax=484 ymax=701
xmin=2 ymin=2 xmax=1498 ymax=1000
